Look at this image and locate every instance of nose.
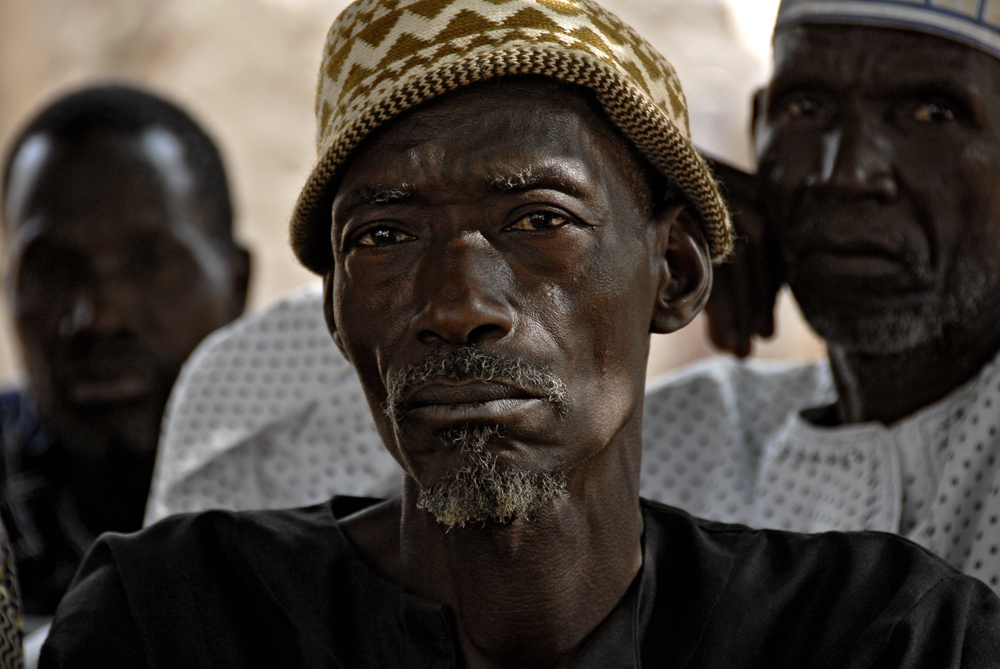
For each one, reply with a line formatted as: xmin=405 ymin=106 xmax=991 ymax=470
xmin=412 ymin=233 xmax=514 ymax=346
xmin=58 ymin=288 xmax=127 ymax=338
xmin=805 ymin=120 xmax=897 ymax=200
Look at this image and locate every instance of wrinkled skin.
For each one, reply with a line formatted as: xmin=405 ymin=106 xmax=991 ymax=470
xmin=708 ymin=25 xmax=1000 ymax=424
xmin=326 ymin=80 xmax=711 ymax=668
xmin=2 ymin=128 xmax=249 ymax=532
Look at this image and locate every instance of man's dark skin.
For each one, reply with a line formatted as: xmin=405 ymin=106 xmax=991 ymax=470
xmin=708 ymin=25 xmax=1000 ymax=426
xmin=323 ymin=80 xmax=711 ymax=668
xmin=2 ymin=126 xmax=249 ymax=534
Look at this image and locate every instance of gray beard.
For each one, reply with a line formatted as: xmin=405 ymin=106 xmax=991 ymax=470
xmin=804 ymin=301 xmax=949 ymax=355
xmin=415 ymin=425 xmax=568 ymax=529
xmin=794 ymin=264 xmax=998 ymax=356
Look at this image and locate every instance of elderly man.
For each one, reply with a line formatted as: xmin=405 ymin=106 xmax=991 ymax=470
xmin=0 ymin=85 xmax=250 ymax=616
xmin=144 ymin=0 xmax=1000 ymax=603
xmin=141 ymin=0 xmax=759 ymax=524
xmin=42 ymin=2 xmax=1000 ymax=667
xmin=629 ymin=0 xmax=1000 ymax=591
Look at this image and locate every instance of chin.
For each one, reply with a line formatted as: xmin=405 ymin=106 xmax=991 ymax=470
xmin=797 ymin=287 xmax=957 ymax=356
xmin=411 ymin=423 xmax=569 ymax=529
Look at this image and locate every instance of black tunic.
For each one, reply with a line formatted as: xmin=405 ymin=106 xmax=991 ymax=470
xmin=40 ymin=497 xmax=1000 ymax=668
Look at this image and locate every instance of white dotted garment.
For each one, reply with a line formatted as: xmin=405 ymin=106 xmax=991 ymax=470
xmin=145 ymin=283 xmax=402 ymax=525
xmin=148 ymin=284 xmax=1000 ymax=594
xmin=643 ymin=352 xmax=1000 ymax=594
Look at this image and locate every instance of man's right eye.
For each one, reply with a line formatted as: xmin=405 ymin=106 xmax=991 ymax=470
xmin=353 ymin=226 xmax=414 ymax=248
xmin=784 ymin=97 xmax=821 ymax=119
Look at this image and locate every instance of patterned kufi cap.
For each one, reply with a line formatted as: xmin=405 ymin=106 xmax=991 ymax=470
xmin=776 ymin=0 xmax=1000 ymax=60
xmin=291 ymin=0 xmax=733 ymax=274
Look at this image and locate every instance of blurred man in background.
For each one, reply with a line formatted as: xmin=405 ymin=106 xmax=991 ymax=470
xmin=0 ymin=85 xmax=249 ymax=616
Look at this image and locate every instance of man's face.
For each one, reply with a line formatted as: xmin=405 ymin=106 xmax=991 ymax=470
xmin=756 ymin=25 xmax=1000 ymax=354
xmin=2 ymin=128 xmax=244 ymax=450
xmin=328 ymin=82 xmax=674 ymax=524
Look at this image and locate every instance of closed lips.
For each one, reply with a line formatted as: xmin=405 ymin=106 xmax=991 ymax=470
xmin=406 ymin=381 xmax=538 ymax=408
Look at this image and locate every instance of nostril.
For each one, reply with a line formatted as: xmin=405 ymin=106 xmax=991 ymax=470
xmin=467 ymin=323 xmax=507 ymax=344
xmin=417 ymin=329 xmax=442 ymax=346
xmin=416 ymin=322 xmax=508 ymax=346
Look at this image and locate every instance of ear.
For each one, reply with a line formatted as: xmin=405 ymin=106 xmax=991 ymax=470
xmin=750 ymin=87 xmax=767 ymax=146
xmin=226 ymin=245 xmax=252 ymax=322
xmin=322 ymin=270 xmax=350 ymax=361
xmin=650 ymin=206 xmax=712 ymax=334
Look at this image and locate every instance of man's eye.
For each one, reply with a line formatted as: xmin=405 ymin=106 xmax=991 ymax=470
xmin=354 ymin=226 xmax=413 ymax=248
xmin=785 ymin=97 xmax=821 ymax=119
xmin=912 ymin=101 xmax=956 ymax=123
xmin=506 ymin=212 xmax=571 ymax=231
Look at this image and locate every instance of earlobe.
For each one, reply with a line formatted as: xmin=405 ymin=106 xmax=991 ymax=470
xmin=322 ymin=271 xmax=349 ymax=360
xmin=650 ymin=207 xmax=712 ymax=334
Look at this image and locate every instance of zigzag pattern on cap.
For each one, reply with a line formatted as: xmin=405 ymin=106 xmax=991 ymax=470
xmin=291 ymin=0 xmax=733 ymax=274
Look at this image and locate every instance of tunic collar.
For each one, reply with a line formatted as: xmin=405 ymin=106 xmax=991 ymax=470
xmin=325 ymin=498 xmax=736 ymax=668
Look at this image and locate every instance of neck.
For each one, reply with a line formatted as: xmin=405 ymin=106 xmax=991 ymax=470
xmin=349 ymin=426 xmax=644 ymax=669
xmin=46 ymin=405 xmax=161 ymax=534
xmin=827 ymin=321 xmax=1000 ymax=425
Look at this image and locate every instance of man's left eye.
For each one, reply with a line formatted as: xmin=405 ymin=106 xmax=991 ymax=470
xmin=911 ymin=101 xmax=957 ymax=123
xmin=506 ymin=212 xmax=571 ymax=231
xmin=355 ymin=226 xmax=414 ymax=248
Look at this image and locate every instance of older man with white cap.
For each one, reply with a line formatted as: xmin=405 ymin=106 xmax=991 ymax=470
xmin=40 ymin=0 xmax=1000 ymax=666
xmin=643 ymin=0 xmax=1000 ymax=588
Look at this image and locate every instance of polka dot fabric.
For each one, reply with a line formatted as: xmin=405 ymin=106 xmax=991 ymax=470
xmin=145 ymin=283 xmax=402 ymax=524
xmin=644 ymin=352 xmax=1000 ymax=595
xmin=641 ymin=357 xmax=836 ymax=524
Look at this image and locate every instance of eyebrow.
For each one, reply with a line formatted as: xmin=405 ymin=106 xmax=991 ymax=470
xmin=358 ymin=183 xmax=415 ymax=205
xmin=489 ymin=166 xmax=584 ymax=197
xmin=349 ymin=166 xmax=586 ymax=206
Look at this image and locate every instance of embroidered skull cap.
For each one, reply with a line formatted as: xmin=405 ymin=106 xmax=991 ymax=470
xmin=290 ymin=0 xmax=733 ymax=274
xmin=776 ymin=0 xmax=1000 ymax=60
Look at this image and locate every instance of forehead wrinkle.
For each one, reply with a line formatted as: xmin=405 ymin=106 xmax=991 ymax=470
xmin=776 ymin=26 xmax=978 ymax=88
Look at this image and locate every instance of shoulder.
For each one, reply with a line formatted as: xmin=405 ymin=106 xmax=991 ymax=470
xmin=641 ymin=499 xmax=1000 ymax=666
xmin=92 ymin=496 xmax=385 ymax=603
xmin=111 ymin=496 xmax=377 ymax=565
xmin=642 ymin=499 xmax=1000 ymax=666
xmin=43 ymin=497 xmax=385 ymax=667
xmin=642 ymin=496 xmax=964 ymax=588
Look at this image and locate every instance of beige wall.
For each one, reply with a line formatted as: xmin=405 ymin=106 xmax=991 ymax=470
xmin=0 ymin=0 xmax=824 ymax=388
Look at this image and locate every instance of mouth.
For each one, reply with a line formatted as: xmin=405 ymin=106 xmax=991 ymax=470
xmin=402 ymin=380 xmax=546 ymax=425
xmin=793 ymin=240 xmax=922 ymax=284
xmin=808 ymin=245 xmax=904 ymax=269
xmin=64 ymin=375 xmax=155 ymax=405
xmin=57 ymin=353 xmax=159 ymax=406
